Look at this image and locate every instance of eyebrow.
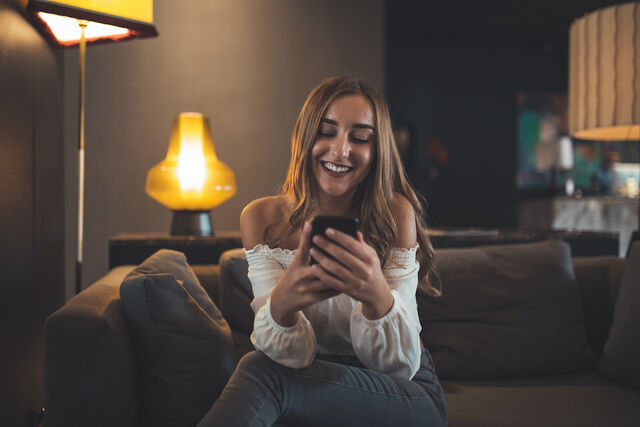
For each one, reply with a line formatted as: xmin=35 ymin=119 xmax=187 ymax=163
xmin=320 ymin=118 xmax=376 ymax=131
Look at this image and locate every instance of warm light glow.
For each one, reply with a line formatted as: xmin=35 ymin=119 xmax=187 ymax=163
xmin=572 ymin=126 xmax=640 ymax=141
xmin=38 ymin=11 xmax=130 ymax=43
xmin=177 ymin=137 xmax=207 ymax=192
xmin=146 ymin=113 xmax=237 ymax=211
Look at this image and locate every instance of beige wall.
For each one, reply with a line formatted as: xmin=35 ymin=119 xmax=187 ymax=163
xmin=64 ymin=0 xmax=384 ymax=297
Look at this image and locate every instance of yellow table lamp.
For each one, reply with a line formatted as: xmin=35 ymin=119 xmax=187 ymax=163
xmin=146 ymin=112 xmax=237 ymax=236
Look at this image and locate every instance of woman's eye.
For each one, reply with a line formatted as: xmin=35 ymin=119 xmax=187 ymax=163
xmin=351 ymin=134 xmax=372 ymax=143
xmin=317 ymin=131 xmax=335 ymax=138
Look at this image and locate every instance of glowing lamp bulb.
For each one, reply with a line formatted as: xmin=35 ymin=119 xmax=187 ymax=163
xmin=176 ymin=137 xmax=207 ymax=192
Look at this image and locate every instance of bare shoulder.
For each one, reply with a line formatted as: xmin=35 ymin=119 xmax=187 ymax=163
xmin=391 ymin=193 xmax=417 ymax=249
xmin=240 ymin=195 xmax=289 ymax=249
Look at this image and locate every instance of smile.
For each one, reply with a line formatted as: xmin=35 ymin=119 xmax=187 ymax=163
xmin=321 ymin=161 xmax=353 ymax=173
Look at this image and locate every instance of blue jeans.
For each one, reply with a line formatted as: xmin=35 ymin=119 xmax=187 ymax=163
xmin=198 ymin=348 xmax=447 ymax=427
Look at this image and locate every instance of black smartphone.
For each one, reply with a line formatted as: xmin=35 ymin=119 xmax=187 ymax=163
xmin=310 ymin=215 xmax=359 ymax=265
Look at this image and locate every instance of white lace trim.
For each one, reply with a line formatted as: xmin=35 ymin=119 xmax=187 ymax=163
xmin=244 ymin=244 xmax=297 ymax=267
xmin=244 ymin=243 xmax=419 ymax=268
xmin=386 ymin=244 xmax=419 ymax=267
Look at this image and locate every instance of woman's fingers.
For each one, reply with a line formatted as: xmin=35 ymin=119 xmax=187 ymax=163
xmin=295 ymin=279 xmax=340 ymax=306
xmin=302 ymin=278 xmax=337 ymax=293
xmin=309 ymin=247 xmax=355 ymax=280
xmin=324 ymin=228 xmax=371 ymax=261
xmin=295 ymin=265 xmax=318 ymax=282
xmin=310 ymin=261 xmax=351 ymax=295
xmin=292 ymin=221 xmax=313 ymax=265
xmin=303 ymin=288 xmax=340 ymax=306
xmin=311 ymin=234 xmax=370 ymax=277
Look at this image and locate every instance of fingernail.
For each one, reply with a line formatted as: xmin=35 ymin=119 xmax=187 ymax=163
xmin=326 ymin=228 xmax=335 ymax=236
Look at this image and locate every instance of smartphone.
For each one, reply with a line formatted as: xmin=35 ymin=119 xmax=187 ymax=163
xmin=310 ymin=215 xmax=359 ymax=265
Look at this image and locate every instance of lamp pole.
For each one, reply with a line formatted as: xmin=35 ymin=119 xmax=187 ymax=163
xmin=75 ymin=20 xmax=87 ymax=294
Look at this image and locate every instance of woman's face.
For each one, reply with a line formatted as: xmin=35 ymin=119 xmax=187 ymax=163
xmin=310 ymin=94 xmax=376 ymax=200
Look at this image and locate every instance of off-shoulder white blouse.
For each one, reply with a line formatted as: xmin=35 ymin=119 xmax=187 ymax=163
xmin=244 ymin=244 xmax=423 ymax=380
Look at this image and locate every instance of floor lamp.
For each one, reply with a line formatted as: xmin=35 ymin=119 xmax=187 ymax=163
xmin=568 ymin=2 xmax=640 ymax=256
xmin=25 ymin=0 xmax=157 ymax=293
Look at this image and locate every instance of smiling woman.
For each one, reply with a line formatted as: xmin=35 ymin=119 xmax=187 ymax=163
xmin=311 ymin=94 xmax=376 ymax=201
xmin=197 ymin=75 xmax=447 ymax=427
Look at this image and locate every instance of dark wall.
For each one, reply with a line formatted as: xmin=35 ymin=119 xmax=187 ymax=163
xmin=0 ymin=2 xmax=65 ymax=425
xmin=385 ymin=1 xmax=618 ymax=229
xmin=387 ymin=37 xmax=567 ymax=228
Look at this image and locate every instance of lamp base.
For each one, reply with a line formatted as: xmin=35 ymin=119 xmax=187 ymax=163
xmin=170 ymin=210 xmax=213 ymax=236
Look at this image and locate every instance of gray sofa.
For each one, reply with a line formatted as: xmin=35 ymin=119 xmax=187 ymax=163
xmin=44 ymin=241 xmax=640 ymax=426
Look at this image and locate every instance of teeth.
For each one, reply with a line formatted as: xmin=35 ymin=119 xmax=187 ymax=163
xmin=323 ymin=162 xmax=351 ymax=173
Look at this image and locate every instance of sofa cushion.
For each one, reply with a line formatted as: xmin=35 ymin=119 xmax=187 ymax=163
xmin=219 ymin=248 xmax=255 ymax=335
xmin=191 ymin=264 xmax=221 ymax=306
xmin=600 ymin=242 xmax=640 ymax=391
xmin=120 ymin=249 xmax=235 ymax=427
xmin=418 ymin=240 xmax=597 ymax=379
xmin=571 ymin=256 xmax=626 ymax=355
xmin=443 ymin=372 xmax=640 ymax=427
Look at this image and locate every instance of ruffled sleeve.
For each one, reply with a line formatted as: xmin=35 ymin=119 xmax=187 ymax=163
xmin=349 ymin=245 xmax=422 ymax=380
xmin=245 ymin=245 xmax=317 ymax=368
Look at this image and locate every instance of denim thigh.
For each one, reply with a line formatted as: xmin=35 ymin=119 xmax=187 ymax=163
xmin=199 ymin=348 xmax=447 ymax=427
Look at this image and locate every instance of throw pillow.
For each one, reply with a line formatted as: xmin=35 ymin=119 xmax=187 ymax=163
xmin=600 ymin=242 xmax=640 ymax=391
xmin=120 ymin=249 xmax=235 ymax=427
xmin=418 ymin=240 xmax=597 ymax=379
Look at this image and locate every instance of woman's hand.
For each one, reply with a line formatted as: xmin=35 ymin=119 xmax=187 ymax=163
xmin=269 ymin=222 xmax=340 ymax=327
xmin=310 ymin=229 xmax=394 ymax=320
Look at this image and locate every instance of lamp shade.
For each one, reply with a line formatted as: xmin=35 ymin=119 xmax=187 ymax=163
xmin=26 ymin=0 xmax=157 ymax=47
xmin=569 ymin=2 xmax=640 ymax=140
xmin=146 ymin=113 xmax=237 ymax=211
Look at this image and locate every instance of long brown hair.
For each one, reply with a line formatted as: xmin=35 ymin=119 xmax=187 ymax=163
xmin=275 ymin=75 xmax=440 ymax=296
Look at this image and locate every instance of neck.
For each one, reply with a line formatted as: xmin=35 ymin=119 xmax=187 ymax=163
xmin=312 ymin=191 xmax=358 ymax=217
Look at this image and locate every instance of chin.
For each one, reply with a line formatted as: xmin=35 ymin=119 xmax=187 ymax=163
xmin=315 ymin=172 xmax=356 ymax=195
xmin=317 ymin=183 xmax=356 ymax=198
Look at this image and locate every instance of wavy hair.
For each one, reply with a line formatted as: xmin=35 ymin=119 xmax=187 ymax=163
xmin=274 ymin=75 xmax=440 ymax=296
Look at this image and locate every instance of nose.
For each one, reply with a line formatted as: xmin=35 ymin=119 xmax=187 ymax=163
xmin=330 ymin=131 xmax=350 ymax=159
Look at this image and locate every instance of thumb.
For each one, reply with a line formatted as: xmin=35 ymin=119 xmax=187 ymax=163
xmin=294 ymin=221 xmax=312 ymax=264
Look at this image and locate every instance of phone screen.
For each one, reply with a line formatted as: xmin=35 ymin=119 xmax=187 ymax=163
xmin=310 ymin=215 xmax=359 ymax=265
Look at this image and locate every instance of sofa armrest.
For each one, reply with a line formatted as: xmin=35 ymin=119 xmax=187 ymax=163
xmin=572 ymin=256 xmax=626 ymax=355
xmin=44 ymin=266 xmax=140 ymax=427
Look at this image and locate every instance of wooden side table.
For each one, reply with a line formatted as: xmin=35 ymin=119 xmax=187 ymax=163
xmin=109 ymin=232 xmax=243 ymax=268
xmin=518 ymin=196 xmax=638 ymax=256
xmin=110 ymin=227 xmax=620 ymax=269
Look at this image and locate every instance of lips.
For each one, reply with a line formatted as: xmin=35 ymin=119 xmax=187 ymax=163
xmin=321 ymin=161 xmax=353 ymax=174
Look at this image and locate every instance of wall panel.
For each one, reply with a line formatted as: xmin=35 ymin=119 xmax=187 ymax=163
xmin=0 ymin=2 xmax=65 ymax=425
